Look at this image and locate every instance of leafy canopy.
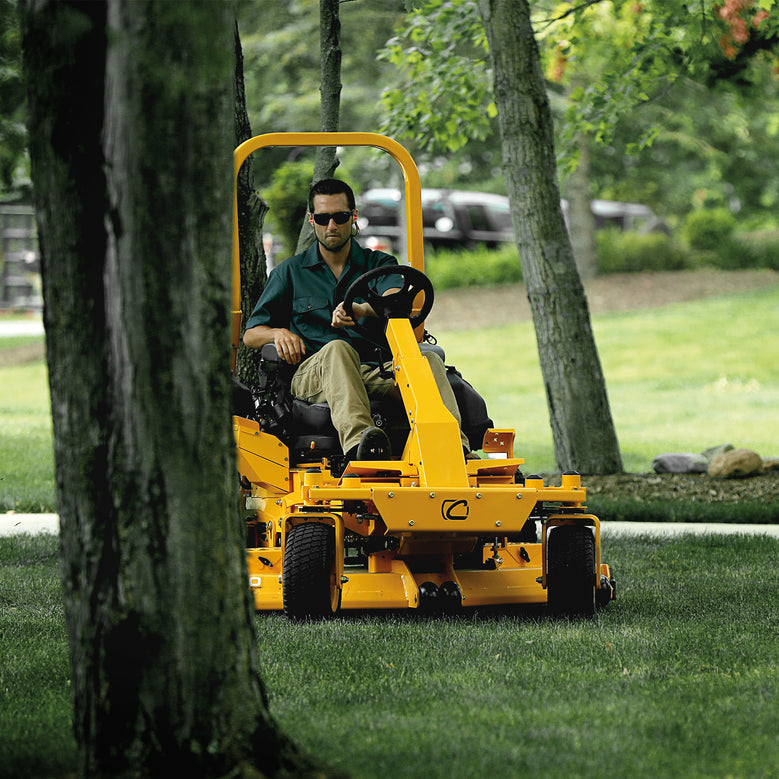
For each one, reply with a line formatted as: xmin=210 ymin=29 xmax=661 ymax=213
xmin=379 ymin=0 xmax=495 ymax=152
xmin=379 ymin=0 xmax=779 ymax=162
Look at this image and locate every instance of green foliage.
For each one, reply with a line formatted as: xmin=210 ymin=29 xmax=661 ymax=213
xmin=424 ymin=244 xmax=522 ymax=290
xmin=734 ymin=228 xmax=779 ymax=270
xmin=0 ymin=0 xmax=28 ymax=194
xmin=686 ymin=228 xmax=779 ymax=272
xmin=678 ymin=209 xmax=779 ymax=270
xmin=596 ymin=229 xmax=686 ymax=274
xmin=263 ymin=160 xmax=313 ymax=258
xmin=238 ymin=1 xmax=405 ymax=139
xmin=683 ymin=207 xmax=737 ymax=251
xmin=378 ymin=0 xmax=495 ymax=153
xmin=542 ymin=1 xmax=671 ymax=165
xmin=426 ymin=225 xmax=774 ymax=281
xmin=373 ymin=0 xmax=779 ymax=229
xmin=544 ymin=1 xmax=779 ymax=159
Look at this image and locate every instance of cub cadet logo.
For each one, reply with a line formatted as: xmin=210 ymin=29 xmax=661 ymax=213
xmin=442 ymin=499 xmax=469 ymax=521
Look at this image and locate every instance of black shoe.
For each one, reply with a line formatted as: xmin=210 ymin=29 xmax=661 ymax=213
xmin=355 ymin=426 xmax=391 ymax=461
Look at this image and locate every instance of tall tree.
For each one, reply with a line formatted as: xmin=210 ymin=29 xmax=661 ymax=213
xmin=21 ymin=1 xmax=320 ymax=775
xmin=477 ymin=0 xmax=622 ymax=474
xmin=234 ymin=19 xmax=268 ymax=388
xmin=382 ymin=0 xmax=622 ymax=473
xmin=295 ymin=0 xmax=345 ymax=253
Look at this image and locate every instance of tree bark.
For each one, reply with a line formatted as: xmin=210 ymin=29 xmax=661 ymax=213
xmin=565 ymin=134 xmax=599 ymax=280
xmin=234 ymin=20 xmax=268 ymax=388
xmin=21 ymin=1 xmax=322 ymax=775
xmin=477 ymin=0 xmax=622 ymax=474
xmin=295 ymin=0 xmax=343 ymax=254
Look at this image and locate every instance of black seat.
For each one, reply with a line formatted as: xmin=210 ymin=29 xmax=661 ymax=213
xmin=249 ymin=343 xmax=406 ymax=465
xmin=243 ymin=342 xmax=493 ymax=466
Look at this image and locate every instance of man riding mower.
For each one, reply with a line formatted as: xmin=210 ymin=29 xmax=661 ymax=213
xmin=230 ymin=132 xmax=616 ymax=620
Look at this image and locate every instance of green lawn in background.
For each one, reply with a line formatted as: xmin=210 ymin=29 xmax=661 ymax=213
xmin=0 ymin=355 xmax=54 ymax=513
xmin=2 ymin=531 xmax=778 ymax=779
xmin=442 ymin=286 xmax=779 ymax=473
xmin=0 ymin=285 xmax=777 ymax=510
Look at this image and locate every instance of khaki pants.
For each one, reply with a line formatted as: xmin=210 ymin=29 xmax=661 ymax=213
xmin=291 ymin=339 xmax=468 ymax=454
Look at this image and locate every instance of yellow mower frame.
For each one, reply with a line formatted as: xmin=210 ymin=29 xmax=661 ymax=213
xmin=231 ymin=132 xmax=615 ymax=618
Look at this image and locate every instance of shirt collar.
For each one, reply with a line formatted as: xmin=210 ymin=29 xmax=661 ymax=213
xmin=300 ymin=239 xmax=368 ymax=271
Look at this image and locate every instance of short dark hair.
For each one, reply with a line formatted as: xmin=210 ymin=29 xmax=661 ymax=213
xmin=308 ymin=178 xmax=356 ymax=212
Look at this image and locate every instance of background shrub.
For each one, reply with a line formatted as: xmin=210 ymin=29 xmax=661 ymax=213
xmin=424 ymin=223 xmax=776 ymax=291
xmin=424 ymin=244 xmax=522 ymax=290
xmin=596 ymin=229 xmax=686 ymax=274
xmin=730 ymin=229 xmax=779 ymax=271
xmin=683 ymin=208 xmax=736 ymax=252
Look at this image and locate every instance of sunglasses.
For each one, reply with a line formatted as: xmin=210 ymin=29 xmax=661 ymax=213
xmin=311 ymin=210 xmax=353 ymax=226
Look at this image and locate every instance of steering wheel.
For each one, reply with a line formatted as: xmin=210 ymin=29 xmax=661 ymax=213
xmin=342 ymin=265 xmax=434 ymax=332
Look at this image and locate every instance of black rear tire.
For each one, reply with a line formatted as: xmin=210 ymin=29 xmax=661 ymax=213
xmin=283 ymin=522 xmax=341 ymax=620
xmin=547 ymin=524 xmax=596 ymax=618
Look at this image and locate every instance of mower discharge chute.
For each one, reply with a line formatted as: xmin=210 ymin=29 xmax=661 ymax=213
xmin=231 ymin=132 xmax=616 ymax=619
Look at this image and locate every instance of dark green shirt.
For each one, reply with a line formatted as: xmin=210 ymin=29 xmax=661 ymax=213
xmin=245 ymin=239 xmax=402 ymax=364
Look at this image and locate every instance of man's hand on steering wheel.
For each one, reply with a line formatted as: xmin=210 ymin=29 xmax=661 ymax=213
xmin=331 ymin=290 xmax=400 ymax=329
xmin=342 ymin=266 xmax=434 ymax=335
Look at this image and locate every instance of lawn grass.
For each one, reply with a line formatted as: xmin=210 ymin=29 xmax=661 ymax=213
xmin=0 ymin=358 xmax=55 ymax=513
xmin=0 ymin=284 xmax=777 ymax=513
xmin=2 ymin=531 xmax=778 ymax=778
xmin=0 ymin=534 xmax=75 ymax=779
xmin=441 ymin=285 xmax=779 ymax=474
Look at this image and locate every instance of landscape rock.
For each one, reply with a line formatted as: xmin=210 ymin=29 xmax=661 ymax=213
xmin=701 ymin=443 xmax=735 ymax=462
xmin=652 ymin=453 xmax=709 ymax=474
xmin=707 ymin=448 xmax=764 ymax=479
xmin=761 ymin=458 xmax=779 ymax=472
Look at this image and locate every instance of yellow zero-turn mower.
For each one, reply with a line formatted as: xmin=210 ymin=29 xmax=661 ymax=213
xmin=230 ymin=133 xmax=616 ymax=619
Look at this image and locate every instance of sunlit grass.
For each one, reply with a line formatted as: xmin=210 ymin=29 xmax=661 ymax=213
xmin=0 ymin=360 xmax=54 ymax=512
xmin=442 ymin=286 xmax=779 ymax=473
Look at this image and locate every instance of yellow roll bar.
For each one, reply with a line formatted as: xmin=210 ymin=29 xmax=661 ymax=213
xmin=231 ymin=132 xmax=425 ymax=370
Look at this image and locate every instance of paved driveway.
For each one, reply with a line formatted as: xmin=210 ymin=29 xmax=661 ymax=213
xmin=0 ymin=319 xmax=44 ymax=337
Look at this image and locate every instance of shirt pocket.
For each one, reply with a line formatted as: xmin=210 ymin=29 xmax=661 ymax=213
xmin=292 ymin=296 xmax=331 ymax=338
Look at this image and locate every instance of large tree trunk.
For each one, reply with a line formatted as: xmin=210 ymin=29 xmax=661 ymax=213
xmin=477 ymin=0 xmax=622 ymax=474
xmin=21 ymin=1 xmax=319 ymax=775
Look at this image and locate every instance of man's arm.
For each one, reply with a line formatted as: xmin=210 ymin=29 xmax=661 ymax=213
xmin=331 ymin=287 xmax=401 ymax=329
xmin=243 ymin=325 xmax=306 ymax=365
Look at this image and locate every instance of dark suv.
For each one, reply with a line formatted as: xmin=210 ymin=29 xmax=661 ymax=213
xmin=357 ymin=188 xmax=668 ymax=255
xmin=357 ymin=188 xmax=514 ymax=254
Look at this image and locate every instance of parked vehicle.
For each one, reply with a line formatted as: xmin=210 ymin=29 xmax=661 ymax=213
xmin=357 ymin=188 xmax=667 ymax=255
xmin=358 ymin=188 xmax=513 ymax=253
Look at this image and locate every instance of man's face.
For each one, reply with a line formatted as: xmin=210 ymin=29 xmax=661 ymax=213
xmin=309 ymin=193 xmax=356 ymax=254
